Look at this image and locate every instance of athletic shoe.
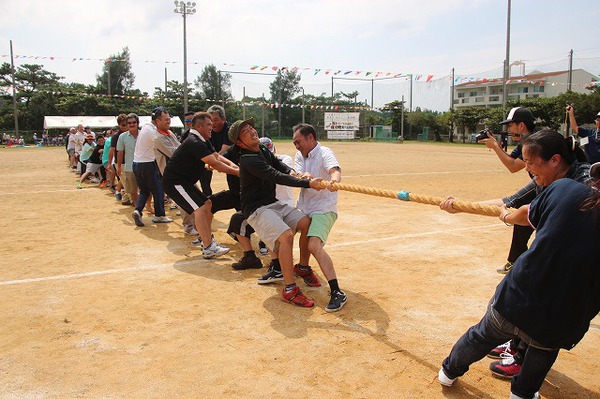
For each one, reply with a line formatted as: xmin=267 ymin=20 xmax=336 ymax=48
xmin=257 ymin=263 xmax=284 ymax=284
xmin=76 ymin=183 xmax=83 ymax=189
xmin=497 ymin=261 xmax=513 ymax=274
xmin=490 ymin=355 xmax=521 ymax=379
xmin=132 ymin=210 xmax=144 ymax=227
xmin=487 ymin=341 xmax=517 ymax=359
xmin=169 ymin=204 xmax=178 ymax=210
xmin=99 ymin=181 xmax=108 ymax=188
xmin=115 ymin=192 xmax=122 ymax=201
xmin=438 ymin=368 xmax=456 ymax=387
xmin=281 ymin=286 xmax=314 ymax=307
xmin=293 ymin=264 xmax=322 ymax=287
xmin=326 ymin=290 xmax=348 ymax=312
xmin=152 ymin=216 xmax=173 ymax=223
xmin=202 ymin=242 xmax=230 ymax=259
xmin=121 ymin=199 xmax=132 ymax=206
xmin=185 ymin=228 xmax=199 ymax=236
xmin=231 ymin=253 xmax=263 ymax=270
xmin=509 ymin=392 xmax=539 ymax=399
xmin=258 ymin=240 xmax=269 ymax=256
xmin=90 ymin=177 xmax=100 ymax=183
xmin=191 ymin=238 xmax=202 ymax=245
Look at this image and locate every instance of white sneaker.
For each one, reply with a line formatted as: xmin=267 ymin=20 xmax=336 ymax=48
xmin=438 ymin=368 xmax=456 ymax=387
xmin=152 ymin=216 xmax=173 ymax=223
xmin=202 ymin=242 xmax=230 ymax=259
xmin=509 ymin=392 xmax=539 ymax=399
xmin=259 ymin=247 xmax=269 ymax=256
xmin=185 ymin=228 xmax=199 ymax=236
xmin=90 ymin=177 xmax=100 ymax=183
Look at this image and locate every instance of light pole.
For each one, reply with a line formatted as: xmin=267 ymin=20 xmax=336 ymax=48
xmin=174 ymin=1 xmax=196 ymax=113
xmin=300 ymin=87 xmax=305 ymax=123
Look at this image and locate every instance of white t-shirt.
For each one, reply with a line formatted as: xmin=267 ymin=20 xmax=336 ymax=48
xmin=275 ymin=154 xmax=295 ymax=207
xmin=67 ymin=133 xmax=76 ymax=150
xmin=295 ymin=143 xmax=340 ymax=216
xmin=133 ymin=123 xmax=158 ymax=163
xmin=73 ymin=132 xmax=85 ymax=153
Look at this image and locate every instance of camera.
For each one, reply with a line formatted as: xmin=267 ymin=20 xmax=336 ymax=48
xmin=474 ymin=128 xmax=493 ymax=142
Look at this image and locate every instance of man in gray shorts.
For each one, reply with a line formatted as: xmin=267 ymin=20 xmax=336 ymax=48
xmin=116 ymin=113 xmax=140 ymax=207
xmin=230 ymin=117 xmax=323 ymax=308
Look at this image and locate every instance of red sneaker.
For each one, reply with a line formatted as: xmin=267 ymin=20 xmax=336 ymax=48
xmin=281 ymin=286 xmax=314 ymax=307
xmin=487 ymin=341 xmax=517 ymax=359
xmin=293 ymin=264 xmax=322 ymax=287
xmin=490 ymin=355 xmax=521 ymax=378
xmin=99 ymin=181 xmax=108 ymax=188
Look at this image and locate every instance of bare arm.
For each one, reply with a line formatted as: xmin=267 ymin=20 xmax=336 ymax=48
xmin=567 ymin=105 xmax=579 ymax=134
xmin=116 ymin=151 xmax=124 ymax=177
xmin=480 ymin=132 xmax=525 ymax=173
xmin=218 ymin=144 xmax=231 ymax=155
xmin=328 ymin=166 xmax=341 ymax=191
xmin=499 ymin=204 xmax=529 ymax=226
xmin=202 ymin=153 xmax=239 ymax=176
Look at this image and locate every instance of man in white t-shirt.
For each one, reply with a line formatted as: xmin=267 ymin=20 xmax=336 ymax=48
xmin=292 ymin=123 xmax=347 ymax=312
xmin=131 ymin=107 xmax=173 ymax=227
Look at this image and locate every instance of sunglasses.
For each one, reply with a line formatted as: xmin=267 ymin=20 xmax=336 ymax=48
xmin=127 ymin=121 xmax=138 ymax=125
xmin=185 ymin=119 xmax=193 ymax=123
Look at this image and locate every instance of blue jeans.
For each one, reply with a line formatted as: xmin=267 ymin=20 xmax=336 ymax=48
xmin=442 ymin=299 xmax=559 ymax=399
xmin=133 ymin=161 xmax=165 ymax=217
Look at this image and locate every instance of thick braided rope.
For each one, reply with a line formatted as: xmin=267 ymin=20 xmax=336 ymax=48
xmin=320 ymin=181 xmax=501 ymax=217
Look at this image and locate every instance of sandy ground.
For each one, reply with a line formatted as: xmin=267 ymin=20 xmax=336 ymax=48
xmin=0 ymin=142 xmax=598 ymax=399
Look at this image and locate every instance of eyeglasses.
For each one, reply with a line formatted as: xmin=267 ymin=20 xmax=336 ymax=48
xmin=127 ymin=121 xmax=138 ymax=125
xmin=185 ymin=119 xmax=193 ymax=123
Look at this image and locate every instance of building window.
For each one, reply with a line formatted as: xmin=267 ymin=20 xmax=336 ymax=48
xmin=533 ymin=85 xmax=545 ymax=93
xmin=469 ymin=91 xmax=478 ymax=97
xmin=517 ymin=87 xmax=529 ymax=94
xmin=458 ymin=92 xmax=465 ymax=98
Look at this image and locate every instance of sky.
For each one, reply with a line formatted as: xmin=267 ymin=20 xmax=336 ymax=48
xmin=1 ymin=0 xmax=600 ymax=112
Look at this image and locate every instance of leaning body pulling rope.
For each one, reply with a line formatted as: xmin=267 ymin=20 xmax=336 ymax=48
xmin=318 ymin=181 xmax=502 ymax=217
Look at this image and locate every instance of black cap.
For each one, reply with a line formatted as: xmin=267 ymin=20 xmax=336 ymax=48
xmin=151 ymin=106 xmax=170 ymax=120
xmin=500 ymin=107 xmax=535 ymax=125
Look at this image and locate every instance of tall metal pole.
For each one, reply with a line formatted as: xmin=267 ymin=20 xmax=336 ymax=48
xmin=165 ymin=67 xmax=168 ymax=95
xmin=400 ymin=95 xmax=404 ymax=140
xmin=502 ymin=0 xmax=511 ymax=111
xmin=242 ymin=86 xmax=246 ymax=119
xmin=9 ymin=40 xmax=18 ymax=136
xmin=301 ymin=87 xmax=305 ymax=123
xmin=174 ymin=1 xmax=196 ymax=113
xmin=567 ymin=49 xmax=573 ymax=92
xmin=371 ymin=79 xmax=374 ymax=109
xmin=261 ymin=92 xmax=265 ymax=137
xmin=450 ymin=67 xmax=455 ymax=111
xmin=408 ymin=74 xmax=413 ymax=139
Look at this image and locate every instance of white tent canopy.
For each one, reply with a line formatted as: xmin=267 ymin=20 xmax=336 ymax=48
xmin=43 ymin=115 xmax=184 ymax=130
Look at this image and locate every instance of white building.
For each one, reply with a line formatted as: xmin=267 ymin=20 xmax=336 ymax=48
xmin=454 ymin=69 xmax=599 ymax=109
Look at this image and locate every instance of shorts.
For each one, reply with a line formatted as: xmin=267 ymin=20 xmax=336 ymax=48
xmin=67 ymin=148 xmax=75 ymax=157
xmin=227 ymin=211 xmax=255 ymax=241
xmin=162 ymin=178 xmax=208 ymax=215
xmin=210 ymin=190 xmax=240 ymax=214
xmin=307 ymin=212 xmax=337 ymax=245
xmin=86 ymin=162 xmax=103 ymax=176
xmin=122 ymin=171 xmax=138 ymax=196
xmin=247 ymin=201 xmax=306 ymax=252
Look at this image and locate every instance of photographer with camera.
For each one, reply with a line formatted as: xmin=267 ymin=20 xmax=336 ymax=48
xmin=566 ymin=105 xmax=600 ymax=163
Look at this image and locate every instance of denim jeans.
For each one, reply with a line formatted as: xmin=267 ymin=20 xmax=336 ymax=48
xmin=442 ymin=299 xmax=559 ymax=399
xmin=133 ymin=161 xmax=165 ymax=217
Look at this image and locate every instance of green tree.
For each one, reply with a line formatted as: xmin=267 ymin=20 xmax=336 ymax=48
xmin=269 ymin=70 xmax=301 ymax=136
xmin=194 ymin=64 xmax=231 ymax=102
xmin=96 ymin=47 xmax=135 ymax=95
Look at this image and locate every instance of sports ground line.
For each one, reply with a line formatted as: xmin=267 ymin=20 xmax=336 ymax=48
xmin=0 ymin=223 xmax=503 ymax=286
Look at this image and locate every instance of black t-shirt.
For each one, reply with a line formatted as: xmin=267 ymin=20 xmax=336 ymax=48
xmin=162 ymin=132 xmax=215 ymax=184
xmin=210 ymin=122 xmax=233 ymax=153
xmin=89 ymin=144 xmax=103 ymax=164
xmin=493 ymin=179 xmax=600 ymax=349
xmin=222 ymin=145 xmax=241 ymax=197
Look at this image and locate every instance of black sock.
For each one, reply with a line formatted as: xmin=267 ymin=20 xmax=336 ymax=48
xmin=328 ymin=279 xmax=340 ymax=293
xmin=297 ymin=264 xmax=310 ymax=271
xmin=271 ymin=258 xmax=281 ymax=271
xmin=285 ymin=283 xmax=297 ymax=292
xmin=244 ymin=250 xmax=257 ymax=257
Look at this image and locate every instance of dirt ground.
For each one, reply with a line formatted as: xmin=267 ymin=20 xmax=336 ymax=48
xmin=0 ymin=142 xmax=598 ymax=399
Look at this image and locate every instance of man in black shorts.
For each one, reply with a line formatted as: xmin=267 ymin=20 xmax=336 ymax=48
xmin=161 ymin=112 xmax=240 ymax=259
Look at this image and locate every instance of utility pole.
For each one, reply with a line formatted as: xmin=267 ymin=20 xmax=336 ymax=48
xmin=400 ymin=95 xmax=405 ymax=141
xmin=261 ymin=92 xmax=265 ymax=137
xmin=567 ymin=49 xmax=573 ymax=92
xmin=164 ymin=67 xmax=168 ymax=95
xmin=9 ymin=40 xmax=18 ymax=136
xmin=502 ymin=0 xmax=511 ymax=111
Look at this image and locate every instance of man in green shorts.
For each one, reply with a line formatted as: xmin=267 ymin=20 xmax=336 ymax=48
xmin=292 ymin=123 xmax=347 ymax=312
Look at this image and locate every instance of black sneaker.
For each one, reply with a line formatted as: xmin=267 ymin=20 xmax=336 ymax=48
xmin=257 ymin=263 xmax=283 ymax=284
xmin=326 ymin=290 xmax=347 ymax=312
xmin=232 ymin=253 xmax=263 ymax=270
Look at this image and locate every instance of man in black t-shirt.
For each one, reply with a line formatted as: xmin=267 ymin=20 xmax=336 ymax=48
xmin=199 ymin=105 xmax=234 ymax=196
xmin=162 ymin=112 xmax=239 ymax=259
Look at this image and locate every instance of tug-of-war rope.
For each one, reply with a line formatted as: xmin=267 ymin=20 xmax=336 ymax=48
xmin=319 ymin=181 xmax=502 ymax=217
